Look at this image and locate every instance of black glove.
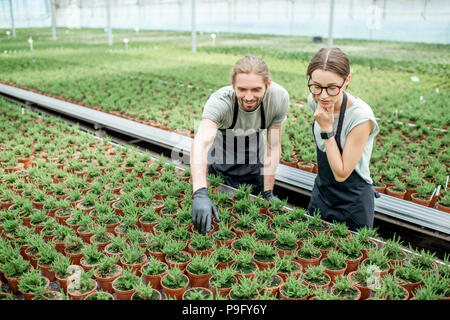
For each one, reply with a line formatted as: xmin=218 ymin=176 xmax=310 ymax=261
xmin=192 ymin=188 xmax=220 ymax=235
xmin=262 ymin=190 xmax=279 ymax=202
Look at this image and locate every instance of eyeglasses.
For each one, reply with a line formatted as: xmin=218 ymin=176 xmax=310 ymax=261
xmin=308 ymin=78 xmax=345 ymax=96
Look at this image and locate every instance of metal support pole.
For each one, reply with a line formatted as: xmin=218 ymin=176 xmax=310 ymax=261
xmin=8 ymin=0 xmax=16 ymax=38
xmin=107 ymin=0 xmax=113 ymax=46
xmin=50 ymin=0 xmax=56 ymax=40
xmin=327 ymin=0 xmax=335 ymax=48
xmin=191 ymin=0 xmax=196 ymax=53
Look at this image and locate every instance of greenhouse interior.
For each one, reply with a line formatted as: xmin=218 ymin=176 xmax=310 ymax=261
xmin=0 ymin=0 xmax=449 ymax=304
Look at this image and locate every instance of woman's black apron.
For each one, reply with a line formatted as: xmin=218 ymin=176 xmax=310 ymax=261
xmin=307 ymin=93 xmax=375 ymax=231
xmin=208 ymin=96 xmax=266 ymax=195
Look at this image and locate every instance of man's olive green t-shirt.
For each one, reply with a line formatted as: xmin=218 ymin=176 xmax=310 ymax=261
xmin=202 ymin=81 xmax=290 ymax=136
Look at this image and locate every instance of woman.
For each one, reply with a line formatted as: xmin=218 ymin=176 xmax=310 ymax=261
xmin=305 ymin=47 xmax=380 ymax=231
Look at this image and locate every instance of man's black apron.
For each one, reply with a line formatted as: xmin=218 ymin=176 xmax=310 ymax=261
xmin=208 ymin=96 xmax=266 ymax=195
xmin=307 ymin=93 xmax=375 ymax=231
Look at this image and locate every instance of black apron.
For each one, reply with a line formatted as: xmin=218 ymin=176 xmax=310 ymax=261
xmin=208 ymin=96 xmax=266 ymax=195
xmin=307 ymin=93 xmax=375 ymax=231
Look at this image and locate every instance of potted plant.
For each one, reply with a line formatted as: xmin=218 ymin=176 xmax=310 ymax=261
xmin=360 ymin=249 xmax=390 ymax=278
xmin=231 ymin=233 xmax=256 ymax=254
xmin=337 ymin=237 xmax=364 ymax=274
xmin=331 ymin=275 xmax=361 ymax=300
xmin=255 ymin=267 xmax=283 ymax=298
xmin=64 ymin=235 xmax=86 ymax=267
xmin=274 ymin=228 xmax=298 ymax=258
xmin=185 ymin=253 xmax=215 ymax=288
xmin=347 ymin=263 xmax=381 ymax=300
xmin=146 ymin=232 xmax=169 ymax=263
xmin=162 ymin=239 xmax=191 ymax=271
xmin=153 ymin=216 xmax=177 ymax=235
xmin=410 ymin=181 xmax=435 ymax=207
xmin=2 ymin=254 xmax=30 ymax=294
xmin=37 ymin=242 xmax=59 ymax=282
xmin=139 ymin=207 xmax=159 ymax=233
xmin=183 ymin=287 xmax=214 ymax=300
xmin=94 ymin=254 xmax=122 ymax=293
xmin=213 ymin=244 xmax=235 ymax=270
xmin=160 ymin=266 xmax=189 ymax=300
xmin=355 ymin=226 xmax=380 ymax=260
xmin=80 ymin=243 xmax=104 ymax=272
xmin=131 ymin=282 xmax=162 ymax=300
xmin=188 ymin=233 xmax=214 ymax=257
xmin=371 ymin=274 xmax=408 ymax=300
xmin=385 ymin=178 xmax=407 ymax=199
xmin=112 ymin=267 xmax=142 ymax=300
xmin=253 ymin=220 xmax=276 ymax=245
xmin=327 ymin=221 xmax=351 ymax=241
xmin=274 ymin=253 xmax=303 ymax=282
xmin=229 ymin=276 xmax=260 ymax=300
xmin=76 ymin=214 xmax=96 ymax=243
xmin=279 ymin=274 xmax=310 ymax=300
xmin=120 ymin=242 xmax=147 ymax=276
xmin=296 ymin=240 xmax=322 ymax=270
xmin=84 ymin=291 xmax=114 ymax=300
xmin=307 ymin=210 xmax=330 ymax=235
xmin=104 ymin=235 xmax=126 ymax=262
xmin=310 ymin=231 xmax=335 ymax=259
xmin=51 ymin=253 xmax=73 ymax=294
xmin=17 ymin=268 xmax=50 ymax=300
xmin=288 ymin=207 xmax=309 ymax=223
xmin=407 ymin=247 xmax=438 ymax=276
xmin=253 ymin=241 xmax=277 ymax=270
xmin=302 ymin=264 xmax=331 ymax=290
xmin=267 ymin=198 xmax=289 ymax=216
xmin=320 ymin=249 xmax=348 ymax=284
xmin=232 ymin=250 xmax=258 ymax=281
xmin=213 ymin=221 xmax=237 ymax=248
xmin=393 ymin=264 xmax=424 ymax=299
xmin=67 ymin=268 xmax=97 ymax=300
xmin=383 ymin=234 xmax=407 ymax=272
xmin=209 ymin=266 xmax=238 ymax=298
xmin=271 ymin=213 xmax=290 ymax=230
xmin=170 ymin=224 xmax=192 ymax=245
xmin=140 ymin=255 xmax=168 ymax=291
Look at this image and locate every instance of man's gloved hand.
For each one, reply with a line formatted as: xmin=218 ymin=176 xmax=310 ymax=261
xmin=262 ymin=190 xmax=279 ymax=202
xmin=192 ymin=187 xmax=220 ymax=235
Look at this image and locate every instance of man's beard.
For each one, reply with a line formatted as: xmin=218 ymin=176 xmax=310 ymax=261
xmin=238 ymin=96 xmax=263 ymax=112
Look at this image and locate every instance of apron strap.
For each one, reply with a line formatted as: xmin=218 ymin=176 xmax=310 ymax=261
xmin=335 ymin=92 xmax=348 ymax=153
xmin=228 ymin=95 xmax=239 ymax=130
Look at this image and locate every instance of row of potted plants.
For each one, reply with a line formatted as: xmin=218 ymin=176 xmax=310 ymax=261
xmin=0 ymin=99 xmax=448 ymax=300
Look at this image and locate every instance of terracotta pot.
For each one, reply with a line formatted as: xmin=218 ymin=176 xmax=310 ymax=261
xmin=347 ymin=271 xmax=372 ymax=300
xmin=385 ymin=187 xmax=406 ymax=200
xmin=279 ymin=285 xmax=309 ymax=300
xmin=387 ymin=257 xmax=407 ymax=274
xmin=296 ymin=254 xmax=322 ymax=271
xmin=323 ymin=264 xmax=347 ymax=284
xmin=55 ymin=273 xmax=69 ymax=294
xmin=39 ymin=263 xmax=56 ymax=282
xmin=5 ymin=274 xmax=22 ymax=294
xmin=160 ymin=274 xmax=189 ymax=300
xmin=437 ymin=203 xmax=450 ymax=213
xmin=95 ymin=265 xmax=123 ymax=293
xmin=64 ymin=249 xmax=83 ymax=266
xmin=253 ymin=257 xmax=275 ymax=271
xmin=345 ymin=254 xmax=363 ymax=274
xmin=119 ymin=255 xmax=147 ymax=277
xmin=331 ymin=285 xmax=362 ymax=300
xmin=68 ymin=280 xmax=98 ymax=300
xmin=146 ymin=247 xmax=166 ymax=263
xmin=139 ymin=217 xmax=158 ymax=233
xmin=304 ymin=272 xmax=331 ymax=290
xmin=210 ymin=276 xmax=237 ymax=299
xmin=280 ymin=159 xmax=298 ymax=168
xmin=277 ymin=261 xmax=303 ymax=282
xmin=112 ymin=279 xmax=136 ymax=300
xmin=410 ymin=193 xmax=432 ymax=207
xmin=22 ymin=277 xmax=50 ymax=300
xmin=297 ymin=162 xmax=315 ymax=173
xmin=186 ymin=263 xmax=212 ymax=288
xmin=259 ymin=274 xmax=284 ymax=298
xmin=275 ymin=244 xmax=298 ymax=259
xmin=232 ymin=261 xmax=258 ymax=282
xmin=187 ymin=243 xmax=213 ymax=258
xmin=216 ymin=260 xmax=234 ymax=270
xmin=165 ymin=252 xmax=192 ymax=272
xmin=142 ymin=266 xmax=168 ymax=291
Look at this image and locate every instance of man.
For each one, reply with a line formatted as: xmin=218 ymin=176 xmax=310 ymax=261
xmin=190 ymin=55 xmax=290 ymax=234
